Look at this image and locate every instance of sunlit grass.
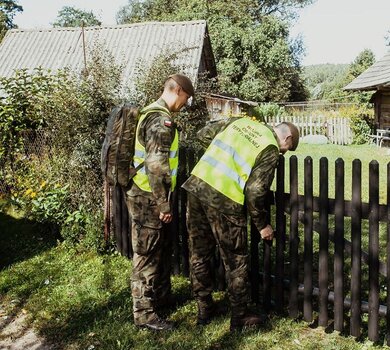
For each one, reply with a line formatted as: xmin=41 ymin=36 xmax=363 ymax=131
xmin=275 ymin=143 xmax=390 ymax=203
xmin=1 ymin=241 xmax=387 ymax=349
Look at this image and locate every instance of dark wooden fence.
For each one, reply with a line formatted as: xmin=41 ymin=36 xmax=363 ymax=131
xmin=108 ymin=148 xmax=390 ymax=344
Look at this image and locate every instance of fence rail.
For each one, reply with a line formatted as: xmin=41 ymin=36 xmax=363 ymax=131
xmin=266 ymin=115 xmax=353 ymax=145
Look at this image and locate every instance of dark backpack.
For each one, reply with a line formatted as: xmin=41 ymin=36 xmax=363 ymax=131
xmin=101 ymin=103 xmax=141 ymax=187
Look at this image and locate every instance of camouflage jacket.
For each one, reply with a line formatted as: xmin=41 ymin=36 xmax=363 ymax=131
xmin=127 ymin=98 xmax=176 ymax=214
xmin=182 ymin=117 xmax=279 ymax=232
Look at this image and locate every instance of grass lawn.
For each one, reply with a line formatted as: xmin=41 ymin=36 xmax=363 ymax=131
xmin=280 ymin=143 xmax=390 ymax=203
xmin=1 ymin=143 xmax=390 ymax=349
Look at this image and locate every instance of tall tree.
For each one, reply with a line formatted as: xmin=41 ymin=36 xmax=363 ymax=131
xmin=348 ymin=48 xmax=375 ymax=79
xmin=116 ymin=0 xmax=310 ymax=102
xmin=0 ymin=0 xmax=22 ymax=40
xmin=52 ymin=6 xmax=101 ymax=27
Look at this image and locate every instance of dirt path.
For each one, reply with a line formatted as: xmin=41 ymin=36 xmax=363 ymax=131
xmin=0 ymin=311 xmax=53 ymax=350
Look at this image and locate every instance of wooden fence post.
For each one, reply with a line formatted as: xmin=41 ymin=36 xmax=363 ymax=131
xmin=304 ymin=157 xmax=313 ymax=322
xmin=334 ymin=158 xmax=345 ymax=332
xmin=368 ymin=161 xmax=379 ymax=342
xmin=319 ymin=157 xmax=329 ymax=327
xmin=289 ymin=156 xmax=299 ymax=318
xmin=351 ymin=159 xmax=362 ymax=337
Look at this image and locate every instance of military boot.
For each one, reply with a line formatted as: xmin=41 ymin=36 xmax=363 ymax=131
xmin=196 ymin=295 xmax=215 ymax=325
xmin=230 ymin=310 xmax=267 ymax=332
xmin=138 ymin=316 xmax=175 ymax=331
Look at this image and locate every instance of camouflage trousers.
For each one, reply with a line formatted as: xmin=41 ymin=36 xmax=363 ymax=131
xmin=187 ymin=193 xmax=250 ymax=316
xmin=126 ymin=195 xmax=172 ymax=325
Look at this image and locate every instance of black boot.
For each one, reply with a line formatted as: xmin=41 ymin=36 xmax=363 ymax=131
xmin=138 ymin=316 xmax=175 ymax=331
xmin=230 ymin=310 xmax=267 ymax=332
xmin=196 ymin=295 xmax=215 ymax=325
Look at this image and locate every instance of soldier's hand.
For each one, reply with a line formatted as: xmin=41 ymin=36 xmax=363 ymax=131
xmin=260 ymin=224 xmax=274 ymax=240
xmin=159 ymin=212 xmax=172 ymax=223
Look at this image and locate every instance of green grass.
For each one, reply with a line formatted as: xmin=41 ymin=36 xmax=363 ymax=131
xmin=0 ymin=211 xmax=388 ymax=349
xmin=0 ymin=240 xmax=387 ymax=350
xmin=1 ymin=143 xmax=390 ymax=349
xmin=279 ymin=143 xmax=390 ymax=203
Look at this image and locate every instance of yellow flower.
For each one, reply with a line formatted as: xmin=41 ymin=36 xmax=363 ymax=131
xmin=40 ymin=181 xmax=47 ymax=189
xmin=30 ymin=192 xmax=37 ymax=198
xmin=25 ymin=188 xmax=33 ymax=195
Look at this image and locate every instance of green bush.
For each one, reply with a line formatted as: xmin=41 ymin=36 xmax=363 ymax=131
xmin=252 ymin=103 xmax=286 ymax=122
xmin=338 ymin=105 xmax=374 ymax=144
xmin=1 ymin=44 xmax=213 ymax=250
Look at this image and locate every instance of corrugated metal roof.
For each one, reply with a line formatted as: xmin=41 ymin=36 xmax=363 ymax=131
xmin=0 ymin=20 xmax=214 ymax=85
xmin=344 ymin=50 xmax=390 ymax=91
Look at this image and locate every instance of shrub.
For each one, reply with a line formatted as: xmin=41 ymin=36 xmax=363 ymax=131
xmin=1 ymin=43 xmax=214 ymax=250
xmin=338 ymin=105 xmax=374 ymax=144
xmin=253 ymin=102 xmax=286 ymax=122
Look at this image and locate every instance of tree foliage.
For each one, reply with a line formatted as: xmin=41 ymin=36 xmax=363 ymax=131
xmin=52 ymin=6 xmax=101 ymax=27
xmin=304 ymin=49 xmax=376 ymax=104
xmin=0 ymin=0 xmax=22 ymax=40
xmin=116 ymin=0 xmax=310 ymax=102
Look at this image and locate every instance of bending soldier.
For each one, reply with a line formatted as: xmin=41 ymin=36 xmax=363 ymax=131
xmin=182 ymin=116 xmax=299 ymax=331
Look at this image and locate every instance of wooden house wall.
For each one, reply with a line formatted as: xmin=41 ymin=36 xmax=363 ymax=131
xmin=379 ymin=92 xmax=390 ymax=128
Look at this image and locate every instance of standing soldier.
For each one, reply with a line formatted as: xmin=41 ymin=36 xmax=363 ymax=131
xmin=126 ymin=74 xmax=194 ymax=331
xmin=182 ymin=116 xmax=299 ymax=331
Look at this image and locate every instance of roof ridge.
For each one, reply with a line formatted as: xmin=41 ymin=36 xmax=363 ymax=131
xmin=10 ymin=19 xmax=207 ymax=33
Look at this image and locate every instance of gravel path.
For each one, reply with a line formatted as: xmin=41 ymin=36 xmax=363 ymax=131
xmin=0 ymin=311 xmax=53 ymax=350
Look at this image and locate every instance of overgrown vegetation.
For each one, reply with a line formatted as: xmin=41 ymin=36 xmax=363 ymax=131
xmin=0 ymin=43 xmax=212 ymax=248
xmin=303 ymin=49 xmax=376 ymax=103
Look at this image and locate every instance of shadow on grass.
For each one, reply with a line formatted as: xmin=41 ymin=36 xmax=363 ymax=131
xmin=0 ymin=212 xmax=59 ymax=269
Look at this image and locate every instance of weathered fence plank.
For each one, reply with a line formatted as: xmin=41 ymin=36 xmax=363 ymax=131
xmin=334 ymin=159 xmax=345 ymax=332
xmin=275 ymin=156 xmax=285 ymax=313
xmin=304 ymin=157 xmax=313 ymax=322
xmin=368 ymin=161 xmax=380 ymax=342
xmin=351 ymin=159 xmax=362 ymax=337
xmin=319 ymin=157 xmax=329 ymax=327
xmin=289 ymin=156 xmax=299 ymax=318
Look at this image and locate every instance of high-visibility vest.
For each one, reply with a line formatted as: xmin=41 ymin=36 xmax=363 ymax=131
xmin=191 ymin=118 xmax=278 ymax=204
xmin=132 ymin=102 xmax=179 ymax=192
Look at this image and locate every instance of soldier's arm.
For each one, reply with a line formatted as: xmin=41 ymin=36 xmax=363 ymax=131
xmin=197 ymin=118 xmax=235 ymax=149
xmin=245 ymin=146 xmax=279 ymax=236
xmin=143 ymin=114 xmax=175 ymax=213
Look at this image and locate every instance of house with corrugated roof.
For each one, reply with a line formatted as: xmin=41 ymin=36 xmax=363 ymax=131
xmin=344 ymin=50 xmax=390 ymax=128
xmin=0 ymin=20 xmax=216 ymax=89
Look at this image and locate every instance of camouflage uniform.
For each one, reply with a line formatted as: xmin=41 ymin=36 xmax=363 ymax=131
xmin=182 ymin=117 xmax=279 ymax=316
xmin=126 ymin=98 xmax=176 ymax=325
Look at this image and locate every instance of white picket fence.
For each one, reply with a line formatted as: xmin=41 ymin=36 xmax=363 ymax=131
xmin=266 ymin=115 xmax=353 ymax=145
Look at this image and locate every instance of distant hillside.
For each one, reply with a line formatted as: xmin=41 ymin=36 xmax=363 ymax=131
xmin=303 ymin=64 xmax=349 ymax=100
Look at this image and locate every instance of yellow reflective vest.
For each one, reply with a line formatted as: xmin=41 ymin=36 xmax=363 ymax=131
xmin=191 ymin=118 xmax=278 ymax=204
xmin=132 ymin=102 xmax=179 ymax=192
